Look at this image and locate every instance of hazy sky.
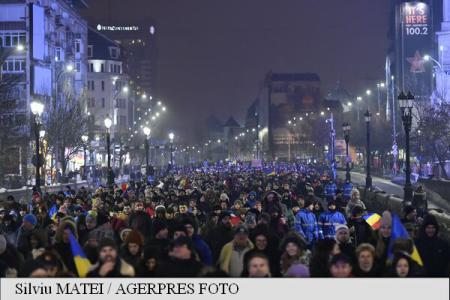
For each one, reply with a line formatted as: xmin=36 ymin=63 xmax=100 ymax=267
xmin=83 ymin=0 xmax=390 ymax=142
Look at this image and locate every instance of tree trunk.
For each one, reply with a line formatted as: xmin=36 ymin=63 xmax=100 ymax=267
xmin=438 ymin=160 xmax=449 ymax=180
xmin=60 ymin=146 xmax=68 ymax=183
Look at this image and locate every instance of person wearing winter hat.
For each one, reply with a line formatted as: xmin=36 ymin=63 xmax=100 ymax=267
xmin=205 ymin=210 xmax=234 ymax=263
xmin=415 ymin=214 xmax=450 ymax=277
xmin=15 ymin=213 xmax=38 ymax=257
xmin=294 ymin=197 xmax=322 ymax=248
xmin=146 ymin=219 xmax=170 ymax=260
xmin=121 ymin=230 xmax=144 ymax=272
xmin=318 ymin=200 xmax=347 ymax=239
xmin=280 ymin=233 xmax=311 ymax=276
xmin=401 ymin=205 xmax=421 ymax=239
xmin=335 ymin=224 xmax=355 ymax=263
xmin=345 ymin=189 xmax=366 ymax=219
xmin=218 ymin=224 xmax=254 ymax=277
xmin=139 ymin=246 xmax=161 ymax=276
xmin=87 ymin=237 xmax=135 ymax=277
xmin=154 ymin=236 xmax=204 ymax=277
xmin=53 ymin=217 xmax=79 ymax=276
xmin=183 ymin=218 xmax=213 ymax=266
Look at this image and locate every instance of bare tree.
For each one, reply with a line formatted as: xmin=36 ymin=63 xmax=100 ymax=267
xmin=414 ymin=101 xmax=450 ymax=179
xmin=43 ymin=93 xmax=87 ymax=182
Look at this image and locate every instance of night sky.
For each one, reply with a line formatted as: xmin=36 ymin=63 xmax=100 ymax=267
xmin=83 ymin=0 xmax=390 ymax=142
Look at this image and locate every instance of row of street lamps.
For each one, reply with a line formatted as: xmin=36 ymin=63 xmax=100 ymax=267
xmin=341 ymin=92 xmax=415 ymax=203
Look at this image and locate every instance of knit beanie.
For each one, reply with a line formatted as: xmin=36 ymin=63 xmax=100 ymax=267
xmin=285 ymin=263 xmax=310 ymax=277
xmin=23 ymin=214 xmax=37 ymax=226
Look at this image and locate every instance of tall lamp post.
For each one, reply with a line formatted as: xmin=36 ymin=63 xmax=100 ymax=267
xmin=104 ymin=116 xmax=114 ymax=187
xmin=398 ymin=91 xmax=415 ymax=203
xmin=342 ymin=122 xmax=351 ymax=182
xmin=81 ymin=135 xmax=88 ymax=180
xmin=143 ymin=127 xmax=151 ymax=176
xmin=169 ymin=132 xmax=174 ymax=168
xmin=364 ymin=110 xmax=372 ymax=189
xmin=30 ymin=101 xmax=44 ymax=192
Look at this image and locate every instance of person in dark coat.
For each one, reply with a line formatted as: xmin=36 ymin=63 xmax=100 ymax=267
xmin=145 ymin=219 xmax=170 ymax=260
xmin=348 ymin=206 xmax=375 ymax=246
xmin=309 ymin=238 xmax=340 ymax=277
xmin=0 ymin=234 xmax=25 ymax=276
xmin=154 ymin=236 xmax=204 ymax=277
xmin=52 ymin=217 xmax=79 ymax=276
xmin=87 ymin=238 xmax=135 ymax=277
xmin=205 ymin=211 xmax=234 ymax=263
xmin=244 ymin=229 xmax=281 ymax=277
xmin=183 ymin=218 xmax=212 ymax=266
xmin=139 ymin=246 xmax=161 ymax=277
xmin=15 ymin=214 xmax=38 ymax=258
xmin=120 ymin=229 xmax=144 ymax=272
xmin=415 ymin=214 xmax=450 ymax=277
xmin=128 ymin=201 xmax=152 ymax=243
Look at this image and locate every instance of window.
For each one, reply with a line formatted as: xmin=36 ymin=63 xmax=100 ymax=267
xmin=109 ymin=47 xmax=119 ymax=59
xmin=91 ymin=81 xmax=95 ymax=91
xmin=118 ymin=65 xmax=121 ymax=74
xmin=87 ymin=45 xmax=93 ymax=57
xmin=0 ymin=32 xmax=25 ymax=47
xmin=110 ymin=64 xmax=113 ymax=73
xmin=89 ymin=63 xmax=94 ymax=72
xmin=75 ymin=39 xmax=81 ymax=53
xmin=75 ymin=62 xmax=81 ymax=72
xmin=101 ymin=98 xmax=105 ymax=108
xmin=101 ymin=80 xmax=105 ymax=91
xmin=88 ymin=98 xmax=95 ymax=108
xmin=1 ymin=59 xmax=25 ymax=73
xmin=101 ymin=63 xmax=104 ymax=73
xmin=55 ymin=47 xmax=63 ymax=62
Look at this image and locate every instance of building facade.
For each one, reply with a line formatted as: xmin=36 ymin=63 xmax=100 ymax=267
xmin=0 ymin=0 xmax=88 ymax=184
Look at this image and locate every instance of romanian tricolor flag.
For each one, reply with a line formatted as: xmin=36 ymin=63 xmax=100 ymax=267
xmin=388 ymin=213 xmax=423 ymax=266
xmin=69 ymin=231 xmax=91 ymax=277
xmin=363 ymin=213 xmax=382 ymax=230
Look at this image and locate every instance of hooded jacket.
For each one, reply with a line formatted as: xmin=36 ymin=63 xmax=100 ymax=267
xmin=294 ymin=209 xmax=322 ymax=246
xmin=318 ymin=210 xmax=346 ymax=239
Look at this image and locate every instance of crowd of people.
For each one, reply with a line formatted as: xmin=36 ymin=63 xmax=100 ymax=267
xmin=0 ymin=162 xmax=449 ymax=278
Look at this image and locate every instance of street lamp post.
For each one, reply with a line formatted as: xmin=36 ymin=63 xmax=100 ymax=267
xmin=143 ymin=127 xmax=151 ymax=177
xmin=30 ymin=101 xmax=44 ymax=192
xmin=169 ymin=132 xmax=174 ymax=169
xmin=104 ymin=116 xmax=114 ymax=187
xmin=81 ymin=135 xmax=88 ymax=180
xmin=398 ymin=91 xmax=415 ymax=203
xmin=342 ymin=122 xmax=351 ymax=182
xmin=364 ymin=110 xmax=372 ymax=189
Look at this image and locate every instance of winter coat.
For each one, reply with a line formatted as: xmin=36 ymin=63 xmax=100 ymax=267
xmin=218 ymin=240 xmax=254 ymax=276
xmin=155 ymin=257 xmax=204 ymax=277
xmin=345 ymin=199 xmax=367 ymax=218
xmin=415 ymin=228 xmax=450 ymax=277
xmin=294 ymin=209 xmax=322 ymax=246
xmin=15 ymin=226 xmax=34 ymax=258
xmin=87 ymin=257 xmax=135 ymax=277
xmin=205 ymin=224 xmax=234 ymax=263
xmin=343 ymin=183 xmax=353 ymax=200
xmin=348 ymin=216 xmax=375 ymax=246
xmin=53 ymin=241 xmax=78 ymax=276
xmin=318 ymin=211 xmax=346 ymax=239
xmin=128 ymin=211 xmax=152 ymax=242
xmin=191 ymin=234 xmax=213 ymax=266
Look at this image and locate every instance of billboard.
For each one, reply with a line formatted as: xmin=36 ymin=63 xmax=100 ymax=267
xmin=31 ymin=4 xmax=45 ymax=60
xmin=32 ymin=65 xmax=51 ymax=96
xmin=398 ymin=2 xmax=433 ymax=98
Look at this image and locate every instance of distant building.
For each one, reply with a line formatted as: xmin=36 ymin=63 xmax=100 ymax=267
xmin=254 ymin=71 xmax=330 ymax=160
xmin=0 ymin=0 xmax=88 ymax=180
xmin=86 ymin=27 xmax=134 ymax=167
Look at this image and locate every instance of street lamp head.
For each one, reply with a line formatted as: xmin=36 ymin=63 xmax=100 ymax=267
xmin=423 ymin=54 xmax=430 ymax=61
xmin=364 ymin=110 xmax=371 ymax=122
xmin=366 ymin=89 xmax=371 ymax=96
xmin=16 ymin=44 xmax=25 ymax=52
xmin=357 ymin=96 xmax=362 ymax=101
xmin=169 ymin=132 xmax=174 ymax=141
xmin=122 ymin=86 xmax=129 ymax=93
xmin=66 ymin=64 xmax=74 ymax=72
xmin=30 ymin=101 xmax=44 ymax=116
xmin=104 ymin=115 xmax=112 ymax=129
xmin=162 ymin=106 xmax=166 ymax=111
xmin=347 ymin=102 xmax=352 ymax=107
xmin=142 ymin=94 xmax=147 ymax=99
xmin=81 ymin=135 xmax=88 ymax=143
xmin=39 ymin=130 xmax=46 ymax=138
xmin=380 ymin=82 xmax=385 ymax=88
xmin=397 ymin=91 xmax=408 ymax=109
xmin=143 ymin=126 xmax=151 ymax=136
xmin=440 ymin=46 xmax=444 ymax=51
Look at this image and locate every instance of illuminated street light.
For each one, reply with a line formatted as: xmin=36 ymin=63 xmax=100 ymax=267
xmin=366 ymin=89 xmax=371 ymax=96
